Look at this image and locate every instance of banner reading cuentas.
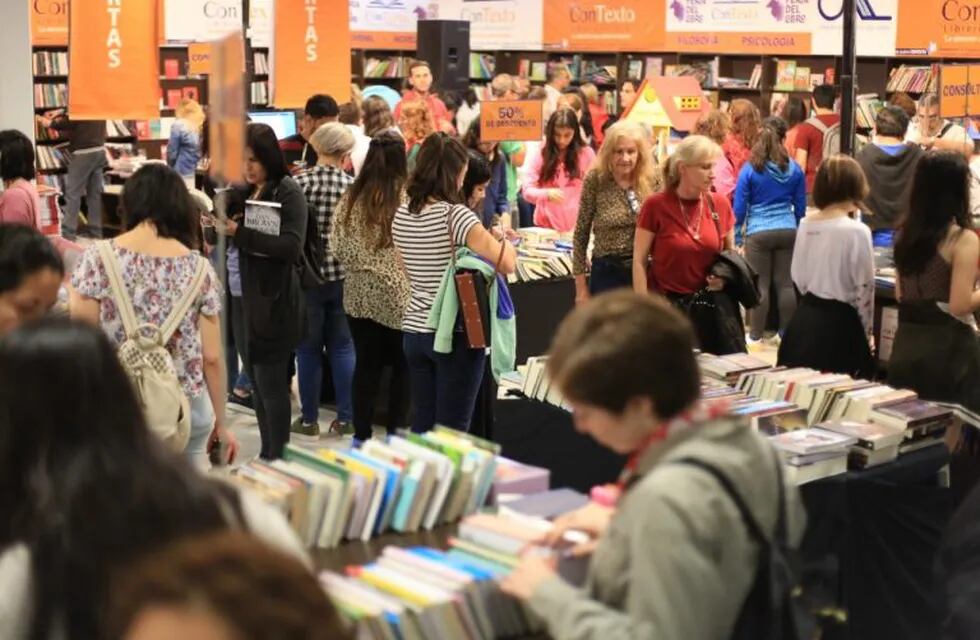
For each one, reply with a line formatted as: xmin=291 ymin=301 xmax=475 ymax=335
xmin=273 ymin=0 xmax=350 ymax=109
xmin=68 ymin=0 xmax=159 ymax=119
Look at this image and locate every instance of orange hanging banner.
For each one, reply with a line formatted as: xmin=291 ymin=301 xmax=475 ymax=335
xmin=480 ymin=100 xmax=544 ymax=142
xmin=31 ymin=0 xmax=70 ymax=46
xmin=209 ymin=33 xmax=245 ymax=184
xmin=68 ymin=0 xmax=160 ymax=119
xmin=273 ymin=0 xmax=350 ymax=109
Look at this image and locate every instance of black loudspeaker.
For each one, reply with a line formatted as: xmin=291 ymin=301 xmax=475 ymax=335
xmin=415 ymin=20 xmax=470 ymax=94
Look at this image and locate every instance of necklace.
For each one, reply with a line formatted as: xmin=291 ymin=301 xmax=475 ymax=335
xmin=677 ymin=193 xmax=704 ymax=241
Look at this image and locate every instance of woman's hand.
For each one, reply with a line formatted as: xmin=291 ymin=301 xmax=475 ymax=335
xmin=547 ymin=189 xmax=565 ymax=203
xmin=216 ymin=217 xmax=239 ymax=237
xmin=499 ymin=552 xmax=558 ymax=601
xmin=540 ymin=502 xmax=613 ymax=556
xmin=208 ymin=425 xmax=240 ymax=465
xmin=706 ymin=274 xmax=725 ymax=292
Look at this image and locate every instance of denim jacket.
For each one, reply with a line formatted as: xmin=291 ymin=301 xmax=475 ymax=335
xmin=167 ymin=119 xmax=201 ymax=178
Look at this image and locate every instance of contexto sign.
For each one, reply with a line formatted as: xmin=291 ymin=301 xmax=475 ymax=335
xmin=479 ymin=100 xmax=544 ymax=142
xmin=188 ymin=42 xmax=212 ymax=75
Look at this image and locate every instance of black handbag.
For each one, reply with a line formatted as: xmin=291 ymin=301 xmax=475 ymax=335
xmin=448 ymin=214 xmax=504 ymax=350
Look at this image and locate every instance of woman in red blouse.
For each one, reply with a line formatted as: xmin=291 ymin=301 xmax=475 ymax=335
xmin=633 ymin=135 xmax=735 ymax=303
xmin=722 ymin=100 xmax=761 ymax=184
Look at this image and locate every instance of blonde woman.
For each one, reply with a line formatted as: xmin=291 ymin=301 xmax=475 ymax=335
xmin=573 ymin=121 xmax=658 ymax=303
xmin=168 ymin=98 xmax=205 ymax=188
xmin=397 ymin=100 xmax=435 ymax=168
xmin=633 ymin=135 xmax=736 ymax=343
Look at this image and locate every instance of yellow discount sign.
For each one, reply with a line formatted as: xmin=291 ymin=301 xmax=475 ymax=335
xmin=480 ymin=100 xmax=544 ymax=143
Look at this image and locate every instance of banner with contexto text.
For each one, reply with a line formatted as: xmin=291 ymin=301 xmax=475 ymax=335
xmin=897 ymin=0 xmax=980 ymax=58
xmin=164 ymin=0 xmax=245 ymax=42
xmin=273 ymin=0 xmax=350 ymax=109
xmin=68 ymin=0 xmax=160 ymax=119
xmin=440 ymin=0 xmax=543 ymax=50
xmin=543 ymin=0 xmax=665 ymax=52
xmin=31 ymin=0 xmax=70 ymax=46
xmin=249 ymin=0 xmax=274 ymax=47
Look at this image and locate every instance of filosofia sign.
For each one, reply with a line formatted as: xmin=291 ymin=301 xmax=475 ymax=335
xmin=164 ymin=0 xmax=244 ymax=42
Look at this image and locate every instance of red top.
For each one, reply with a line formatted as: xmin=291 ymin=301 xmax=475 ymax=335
xmin=637 ymin=190 xmax=735 ymax=295
xmin=588 ymin=103 xmax=609 ymax=147
xmin=795 ymin=114 xmax=841 ymax=191
xmin=721 ymin=133 xmax=752 ymax=179
xmin=394 ymin=90 xmax=453 ymax=133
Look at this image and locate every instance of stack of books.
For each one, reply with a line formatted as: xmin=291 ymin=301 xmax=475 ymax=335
xmin=253 ymin=51 xmax=270 ymax=75
xmin=582 ymin=61 xmax=617 ymax=85
xmin=34 ymin=83 xmax=67 ymax=108
xmin=227 ymin=428 xmax=554 ymax=549
xmin=106 ymin=120 xmax=134 ymax=139
xmin=36 ymin=145 xmax=71 ymax=170
xmin=665 ymin=59 xmax=718 ymax=89
xmin=33 ymin=50 xmax=68 ymax=76
xmin=469 ymin=53 xmax=495 ymax=80
xmin=518 ymin=355 xmax=567 ymax=409
xmin=819 ymin=420 xmax=905 ymax=469
xmin=698 ymin=353 xmax=772 ymax=385
xmin=36 ymin=173 xmax=65 ymax=191
xmin=507 ymin=228 xmax=573 ymax=283
xmin=886 ymin=65 xmax=939 ymax=93
xmin=869 ymin=399 xmax=953 ymax=454
xmin=770 ymin=427 xmax=858 ymax=484
xmin=856 ymin=94 xmax=885 ymax=129
xmin=250 ymin=81 xmax=269 ymax=105
xmin=364 ymin=56 xmax=407 ymax=79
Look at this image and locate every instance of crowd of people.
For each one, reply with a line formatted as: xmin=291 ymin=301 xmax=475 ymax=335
xmin=4 ymin=58 xmax=980 ymax=639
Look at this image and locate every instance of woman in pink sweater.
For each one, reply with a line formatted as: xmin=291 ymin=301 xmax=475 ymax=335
xmin=0 ymin=130 xmax=42 ymax=229
xmin=522 ymin=108 xmax=596 ymax=232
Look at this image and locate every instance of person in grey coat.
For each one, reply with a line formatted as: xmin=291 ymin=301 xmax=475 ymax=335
xmin=500 ymin=291 xmax=805 ymax=640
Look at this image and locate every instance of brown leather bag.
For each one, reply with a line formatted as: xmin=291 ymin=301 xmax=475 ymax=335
xmin=449 ymin=214 xmax=506 ymax=349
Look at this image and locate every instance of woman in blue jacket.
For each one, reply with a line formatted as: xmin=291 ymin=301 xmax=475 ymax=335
xmin=167 ymin=98 xmax=204 ymax=189
xmin=734 ymin=120 xmax=807 ymax=343
xmin=463 ymin=120 xmax=511 ymax=229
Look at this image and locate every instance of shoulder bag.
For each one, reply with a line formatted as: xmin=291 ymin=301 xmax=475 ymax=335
xmin=448 ymin=209 xmax=506 ymax=349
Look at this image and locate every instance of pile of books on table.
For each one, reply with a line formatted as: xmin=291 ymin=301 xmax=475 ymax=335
xmin=322 ymin=504 xmax=587 ymax=639
xmin=509 ymin=228 xmax=574 ymax=283
xmin=228 ymin=428 xmax=550 ymax=548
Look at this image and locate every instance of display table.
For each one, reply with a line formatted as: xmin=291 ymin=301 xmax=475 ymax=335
xmin=508 ymin=277 xmax=575 ymax=365
xmin=493 ymin=395 xmax=952 ymax=640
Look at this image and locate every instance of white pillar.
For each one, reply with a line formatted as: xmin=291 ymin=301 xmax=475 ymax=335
xmin=0 ymin=0 xmax=36 ymax=142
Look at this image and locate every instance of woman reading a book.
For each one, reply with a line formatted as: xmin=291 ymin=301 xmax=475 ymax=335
xmin=776 ymin=154 xmax=875 ymax=378
xmin=632 ymin=135 xmax=737 ymax=348
xmin=500 ymin=291 xmax=803 ymax=640
xmin=216 ymin=123 xmax=307 ymax=460
xmin=573 ymin=121 xmax=658 ymax=303
xmin=522 ymin=108 xmax=597 ymax=233
xmin=889 ymin=151 xmax=980 ymax=490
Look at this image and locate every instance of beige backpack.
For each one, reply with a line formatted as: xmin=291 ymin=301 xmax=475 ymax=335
xmin=96 ymin=241 xmax=207 ymax=451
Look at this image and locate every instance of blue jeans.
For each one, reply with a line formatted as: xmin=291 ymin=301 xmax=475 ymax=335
xmin=403 ymin=331 xmax=486 ymax=433
xmin=589 ymin=255 xmax=633 ymax=296
xmin=297 ymin=280 xmax=355 ymax=424
xmin=186 ymin=392 xmax=213 ymax=472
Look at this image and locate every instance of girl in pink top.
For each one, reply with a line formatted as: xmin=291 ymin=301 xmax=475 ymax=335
xmin=0 ymin=130 xmax=42 ymax=230
xmin=522 ymin=108 xmax=596 ymax=232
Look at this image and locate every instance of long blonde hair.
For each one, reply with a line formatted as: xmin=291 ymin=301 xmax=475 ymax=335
xmin=593 ymin=121 xmax=657 ymax=198
xmin=175 ymin=98 xmax=205 ymax=131
xmin=662 ymin=135 xmax=720 ymax=192
xmin=398 ymin=100 xmax=435 ymax=146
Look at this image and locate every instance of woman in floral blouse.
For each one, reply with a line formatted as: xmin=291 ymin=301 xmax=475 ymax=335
xmin=70 ymin=164 xmax=238 ymax=468
xmin=573 ymin=121 xmax=659 ymax=304
xmin=333 ymin=130 xmax=412 ymax=441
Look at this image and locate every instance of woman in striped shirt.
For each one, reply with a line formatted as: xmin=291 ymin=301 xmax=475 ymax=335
xmin=392 ymin=133 xmax=517 ymax=433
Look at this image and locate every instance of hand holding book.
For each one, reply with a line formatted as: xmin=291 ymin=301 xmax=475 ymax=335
xmin=540 ymin=501 xmax=613 ymax=557
xmin=499 ymin=551 xmax=559 ymax=601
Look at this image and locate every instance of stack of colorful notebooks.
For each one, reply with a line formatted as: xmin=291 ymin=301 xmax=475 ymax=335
xmin=228 ymin=428 xmax=553 ymax=548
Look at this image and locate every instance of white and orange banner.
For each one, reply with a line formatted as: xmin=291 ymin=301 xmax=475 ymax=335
xmin=273 ymin=0 xmax=350 ymax=108
xmin=68 ymin=0 xmax=160 ymax=119
xmin=31 ymin=0 xmax=70 ymax=46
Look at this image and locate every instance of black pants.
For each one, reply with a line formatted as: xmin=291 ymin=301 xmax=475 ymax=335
xmin=348 ymin=316 xmax=410 ymax=441
xmin=229 ymin=295 xmax=251 ymax=385
xmin=245 ymin=355 xmax=292 ymax=459
xmin=744 ymin=229 xmax=796 ymax=338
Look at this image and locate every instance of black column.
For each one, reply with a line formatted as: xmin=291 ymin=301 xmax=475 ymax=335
xmin=840 ymin=0 xmax=857 ymax=156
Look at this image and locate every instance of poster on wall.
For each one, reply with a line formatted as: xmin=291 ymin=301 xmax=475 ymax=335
xmin=543 ymin=0 xmax=665 ymax=52
xmin=439 ymin=0 xmax=543 ymax=50
xmin=896 ymin=0 xmax=980 ymax=58
xmin=663 ymin=0 xmax=896 ymax=56
xmin=164 ymin=0 xmax=244 ymax=42
xmin=31 ymin=0 xmax=70 ymax=46
xmin=349 ymin=0 xmax=439 ymax=49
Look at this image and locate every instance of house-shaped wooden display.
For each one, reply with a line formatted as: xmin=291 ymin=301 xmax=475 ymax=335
xmin=621 ymin=76 xmax=709 ymax=160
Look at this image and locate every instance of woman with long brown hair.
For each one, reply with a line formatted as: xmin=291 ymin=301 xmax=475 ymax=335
xmin=362 ymin=95 xmax=397 ymax=138
xmin=521 ymin=108 xmax=597 ymax=232
xmin=723 ymin=99 xmax=762 ymax=186
xmin=397 ymin=99 xmax=435 ymax=168
xmin=334 ymin=131 xmax=412 ymax=441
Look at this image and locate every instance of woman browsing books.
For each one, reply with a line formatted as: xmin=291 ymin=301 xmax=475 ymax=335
xmin=500 ymin=291 xmax=803 ymax=640
xmin=573 ymin=121 xmax=658 ymax=303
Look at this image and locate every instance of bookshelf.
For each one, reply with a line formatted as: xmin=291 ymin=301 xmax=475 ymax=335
xmin=249 ymin=47 xmax=270 ymax=108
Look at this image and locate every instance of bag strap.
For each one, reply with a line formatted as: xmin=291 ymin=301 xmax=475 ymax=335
xmin=96 ymin=241 xmax=140 ymax=338
xmin=159 ymin=256 xmax=209 ymax=344
xmin=806 ymin=116 xmax=829 ymax=134
xmin=673 ymin=453 xmax=788 ymax=549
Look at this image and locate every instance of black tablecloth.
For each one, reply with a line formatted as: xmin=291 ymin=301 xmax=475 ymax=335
xmin=495 ymin=396 xmax=953 ymax=640
xmin=509 ymin=277 xmax=575 ymax=365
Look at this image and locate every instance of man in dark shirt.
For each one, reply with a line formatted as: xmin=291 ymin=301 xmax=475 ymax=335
xmin=279 ymin=94 xmax=338 ymax=172
xmin=36 ymin=110 xmax=107 ymax=240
